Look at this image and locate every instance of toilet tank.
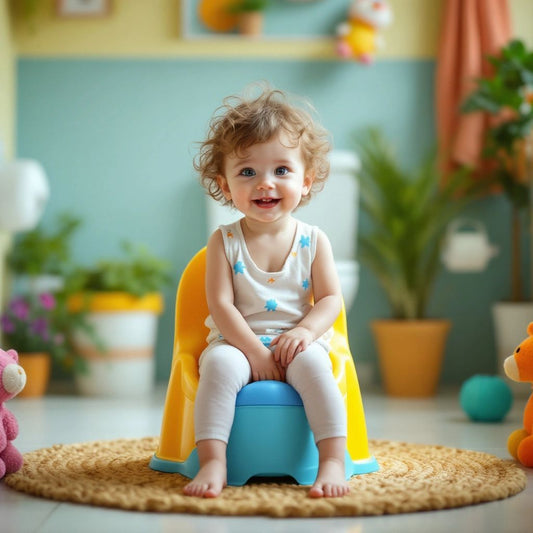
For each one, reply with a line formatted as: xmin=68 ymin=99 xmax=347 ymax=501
xmin=296 ymin=150 xmax=359 ymax=261
xmin=205 ymin=150 xmax=360 ymax=262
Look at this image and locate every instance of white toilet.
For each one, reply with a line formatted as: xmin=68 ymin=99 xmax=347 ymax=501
xmin=205 ymin=150 xmax=361 ymax=313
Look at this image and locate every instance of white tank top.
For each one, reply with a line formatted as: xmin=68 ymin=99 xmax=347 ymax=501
xmin=205 ymin=218 xmax=322 ymax=344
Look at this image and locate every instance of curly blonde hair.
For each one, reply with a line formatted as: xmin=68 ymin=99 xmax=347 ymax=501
xmin=195 ymin=86 xmax=331 ymax=207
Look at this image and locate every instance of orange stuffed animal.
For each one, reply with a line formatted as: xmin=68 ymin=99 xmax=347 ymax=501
xmin=503 ymin=322 xmax=533 ymax=467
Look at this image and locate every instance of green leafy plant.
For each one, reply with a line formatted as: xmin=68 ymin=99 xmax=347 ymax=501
xmin=228 ymin=0 xmax=269 ymax=14
xmin=462 ymin=39 xmax=533 ymax=301
xmin=67 ymin=242 xmax=171 ymax=297
xmin=356 ymin=128 xmax=474 ymax=320
xmin=8 ymin=212 xmax=82 ymax=277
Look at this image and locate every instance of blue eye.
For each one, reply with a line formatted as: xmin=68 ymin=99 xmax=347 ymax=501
xmin=240 ymin=168 xmax=255 ymax=177
xmin=275 ymin=166 xmax=289 ymax=176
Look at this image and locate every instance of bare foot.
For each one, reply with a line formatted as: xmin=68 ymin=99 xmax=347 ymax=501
xmin=183 ymin=440 xmax=227 ymax=498
xmin=308 ymin=457 xmax=349 ymax=498
xmin=183 ymin=458 xmax=227 ymax=498
xmin=309 ymin=437 xmax=350 ymax=498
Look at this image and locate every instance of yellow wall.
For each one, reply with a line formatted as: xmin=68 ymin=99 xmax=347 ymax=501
xmin=10 ymin=0 xmax=442 ymax=59
xmin=510 ymin=0 xmax=533 ymax=46
xmin=0 ymin=0 xmax=14 ymax=314
xmin=0 ymin=0 xmax=14 ymax=158
xmin=10 ymin=0 xmax=533 ymax=59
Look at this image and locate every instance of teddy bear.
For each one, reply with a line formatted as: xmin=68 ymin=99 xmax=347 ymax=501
xmin=336 ymin=0 xmax=393 ymax=64
xmin=1 ymin=348 xmax=26 ymax=478
xmin=503 ymin=323 xmax=533 ymax=468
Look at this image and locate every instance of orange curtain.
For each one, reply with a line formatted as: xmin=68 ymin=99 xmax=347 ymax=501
xmin=436 ymin=0 xmax=511 ymax=175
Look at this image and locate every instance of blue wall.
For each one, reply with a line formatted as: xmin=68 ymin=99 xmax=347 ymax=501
xmin=16 ymin=58 xmax=515 ymax=385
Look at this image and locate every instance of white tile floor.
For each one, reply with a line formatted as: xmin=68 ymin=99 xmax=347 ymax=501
xmin=1 ymin=386 xmax=531 ymax=533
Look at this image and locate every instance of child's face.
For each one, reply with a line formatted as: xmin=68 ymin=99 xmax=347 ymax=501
xmin=218 ymin=131 xmax=313 ymax=225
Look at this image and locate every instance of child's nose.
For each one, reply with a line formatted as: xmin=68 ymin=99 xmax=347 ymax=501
xmin=256 ymin=173 xmax=275 ymax=189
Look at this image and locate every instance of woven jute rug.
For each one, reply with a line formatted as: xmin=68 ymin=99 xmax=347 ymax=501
xmin=4 ymin=437 xmax=527 ymax=518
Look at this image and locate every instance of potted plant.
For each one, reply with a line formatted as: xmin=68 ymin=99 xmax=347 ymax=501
xmin=461 ymin=39 xmax=533 ymax=381
xmin=8 ymin=212 xmax=81 ymax=294
xmin=66 ymin=242 xmax=171 ymax=397
xmin=228 ymin=0 xmax=269 ymax=36
xmin=356 ymin=128 xmax=475 ymax=396
xmin=1 ymin=292 xmax=68 ymax=397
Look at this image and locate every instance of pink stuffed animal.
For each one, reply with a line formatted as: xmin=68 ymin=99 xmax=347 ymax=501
xmin=1 ymin=348 xmax=26 ymax=478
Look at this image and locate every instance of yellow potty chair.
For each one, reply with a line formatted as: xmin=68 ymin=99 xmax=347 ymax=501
xmin=150 ymin=248 xmax=378 ymax=485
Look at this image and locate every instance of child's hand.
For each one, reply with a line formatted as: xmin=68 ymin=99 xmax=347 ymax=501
xmin=271 ymin=327 xmax=314 ymax=367
xmin=248 ymin=348 xmax=286 ymax=382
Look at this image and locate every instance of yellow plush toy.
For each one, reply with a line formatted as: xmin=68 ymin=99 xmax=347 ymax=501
xmin=336 ymin=0 xmax=393 ymax=64
xmin=503 ymin=323 xmax=533 ymax=468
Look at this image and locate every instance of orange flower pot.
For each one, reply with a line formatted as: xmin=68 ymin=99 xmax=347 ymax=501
xmin=17 ymin=352 xmax=51 ymax=398
xmin=372 ymin=320 xmax=451 ymax=397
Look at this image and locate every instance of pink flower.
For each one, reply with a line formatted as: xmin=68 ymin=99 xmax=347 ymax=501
xmin=39 ymin=293 xmax=56 ymax=310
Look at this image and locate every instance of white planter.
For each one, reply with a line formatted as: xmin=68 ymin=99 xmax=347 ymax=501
xmin=69 ymin=292 xmax=163 ymax=398
xmin=492 ymin=301 xmax=533 ymax=395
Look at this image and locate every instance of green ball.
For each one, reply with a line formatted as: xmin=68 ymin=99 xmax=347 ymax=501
xmin=460 ymin=375 xmax=513 ymax=422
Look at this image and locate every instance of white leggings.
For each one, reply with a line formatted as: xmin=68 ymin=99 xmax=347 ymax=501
xmin=194 ymin=340 xmax=347 ymax=444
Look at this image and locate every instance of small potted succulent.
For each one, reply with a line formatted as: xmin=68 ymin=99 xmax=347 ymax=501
xmin=66 ymin=242 xmax=171 ymax=397
xmin=1 ymin=292 xmax=68 ymax=397
xmin=228 ymin=0 xmax=269 ymax=36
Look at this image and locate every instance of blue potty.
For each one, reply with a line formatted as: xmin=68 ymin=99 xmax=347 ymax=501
xmin=227 ymin=381 xmax=319 ymax=485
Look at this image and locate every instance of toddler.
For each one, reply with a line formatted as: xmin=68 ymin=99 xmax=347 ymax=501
xmin=183 ymin=87 xmax=349 ymax=499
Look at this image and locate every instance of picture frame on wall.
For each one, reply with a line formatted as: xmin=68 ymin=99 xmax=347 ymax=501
xmin=56 ymin=0 xmax=112 ymax=18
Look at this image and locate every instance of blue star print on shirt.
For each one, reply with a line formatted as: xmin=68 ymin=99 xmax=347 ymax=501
xmin=302 ymin=278 xmax=310 ymax=290
xmin=299 ymin=235 xmax=310 ymax=249
xmin=260 ymin=336 xmax=272 ymax=347
xmin=265 ymin=299 xmax=278 ymax=312
xmin=234 ymin=261 xmax=245 ymax=275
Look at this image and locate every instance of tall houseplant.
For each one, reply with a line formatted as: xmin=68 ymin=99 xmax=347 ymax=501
xmin=67 ymin=243 xmax=171 ymax=397
xmin=462 ymin=39 xmax=533 ymax=302
xmin=356 ymin=129 xmax=473 ymax=396
xmin=462 ymin=39 xmax=533 ymax=380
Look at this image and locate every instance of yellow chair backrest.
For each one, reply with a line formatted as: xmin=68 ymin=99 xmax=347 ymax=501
xmin=173 ymin=247 xmax=209 ymax=358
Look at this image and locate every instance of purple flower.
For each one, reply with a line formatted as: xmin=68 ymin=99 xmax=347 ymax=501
xmin=1 ymin=315 xmax=15 ymax=334
xmin=10 ymin=297 xmax=30 ymax=320
xmin=39 ymin=293 xmax=56 ymax=310
xmin=30 ymin=317 xmax=49 ymax=339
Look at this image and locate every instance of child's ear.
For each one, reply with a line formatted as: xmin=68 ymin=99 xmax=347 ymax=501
xmin=217 ymin=175 xmax=231 ymax=200
xmin=302 ymin=173 xmax=314 ymax=196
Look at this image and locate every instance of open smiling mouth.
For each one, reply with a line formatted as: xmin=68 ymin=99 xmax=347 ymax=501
xmin=253 ymin=198 xmax=280 ymax=208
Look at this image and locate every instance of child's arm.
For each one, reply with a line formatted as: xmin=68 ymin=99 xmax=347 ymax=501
xmin=205 ymin=230 xmax=285 ymax=382
xmin=271 ymin=229 xmax=342 ymax=367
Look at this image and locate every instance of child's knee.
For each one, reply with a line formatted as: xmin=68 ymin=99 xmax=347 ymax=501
xmin=287 ymin=344 xmax=331 ymax=381
xmin=200 ymin=345 xmax=250 ymax=384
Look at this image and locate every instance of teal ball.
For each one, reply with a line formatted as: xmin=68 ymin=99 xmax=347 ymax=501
xmin=460 ymin=375 xmax=513 ymax=422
